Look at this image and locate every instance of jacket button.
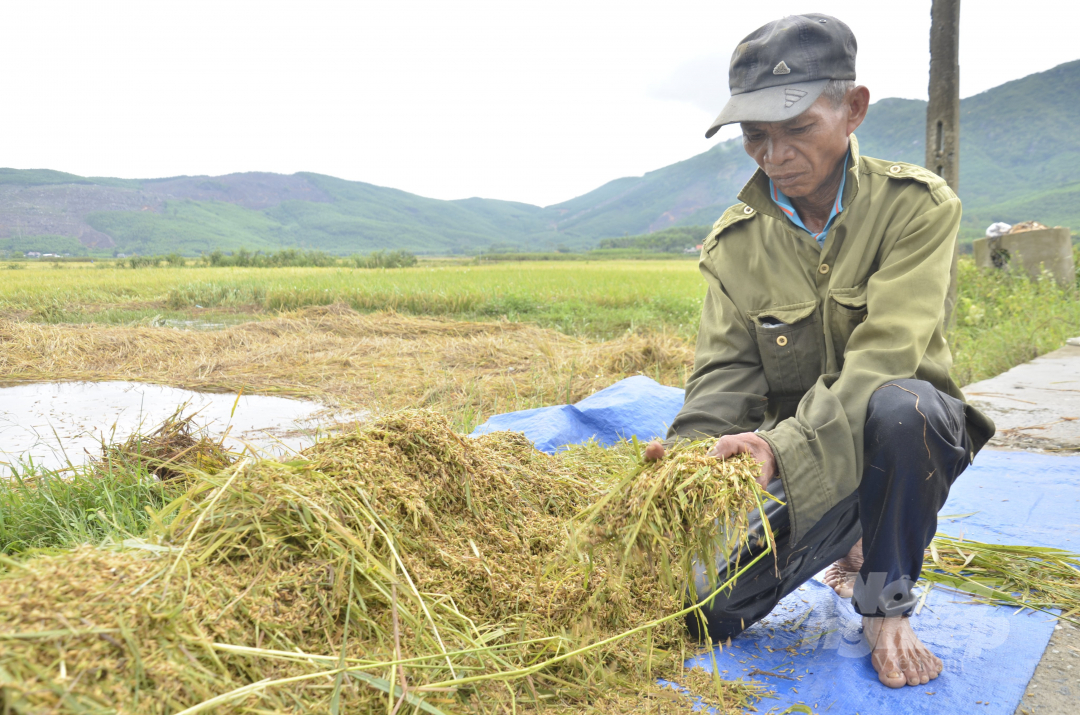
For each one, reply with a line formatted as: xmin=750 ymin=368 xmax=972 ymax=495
xmin=743 ymin=206 xmax=755 ymax=214
xmin=889 ymin=165 xmax=902 ymax=174
xmin=819 ymin=263 xmax=830 ymax=275
xmin=776 ymin=335 xmax=788 ymax=347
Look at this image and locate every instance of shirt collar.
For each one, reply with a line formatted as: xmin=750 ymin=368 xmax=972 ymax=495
xmin=738 ymin=134 xmax=862 ymax=233
xmin=768 ymin=155 xmax=848 ymax=247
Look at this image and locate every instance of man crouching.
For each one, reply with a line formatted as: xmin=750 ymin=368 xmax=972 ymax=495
xmin=651 ymin=14 xmax=995 ymax=688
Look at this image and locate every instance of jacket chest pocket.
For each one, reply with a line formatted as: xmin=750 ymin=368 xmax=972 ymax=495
xmin=828 ymin=286 xmax=868 ymax=369
xmin=748 ymin=301 xmax=823 ymax=400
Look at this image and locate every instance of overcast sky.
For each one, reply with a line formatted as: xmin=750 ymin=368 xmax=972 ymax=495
xmin=2 ymin=1 xmax=1077 ymax=206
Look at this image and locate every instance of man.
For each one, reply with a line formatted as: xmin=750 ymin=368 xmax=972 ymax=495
xmin=647 ymin=14 xmax=995 ymax=688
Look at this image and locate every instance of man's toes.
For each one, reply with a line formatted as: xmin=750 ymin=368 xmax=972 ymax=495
xmin=914 ymin=647 xmax=943 ymax=681
xmin=872 ymin=653 xmax=907 ymax=689
xmin=914 ymin=655 xmax=930 ymax=684
xmin=929 ymin=655 xmax=944 ymax=678
xmin=822 ymin=567 xmax=853 ymax=597
xmin=877 ymin=667 xmax=906 ymax=689
xmin=893 ymin=653 xmax=920 ymax=686
xmin=905 ymin=666 xmax=921 ymax=686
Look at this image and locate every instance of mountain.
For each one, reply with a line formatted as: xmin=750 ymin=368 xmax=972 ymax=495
xmin=3 ymin=60 xmax=1079 ymax=256
xmin=551 ymin=59 xmax=1080 ymax=242
xmin=0 ymin=169 xmax=565 ymax=256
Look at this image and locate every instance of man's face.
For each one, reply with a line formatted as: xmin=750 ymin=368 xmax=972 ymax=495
xmin=740 ymin=88 xmax=867 ymax=198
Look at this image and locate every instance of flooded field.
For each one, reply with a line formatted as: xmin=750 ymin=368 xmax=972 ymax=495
xmin=0 ymin=380 xmax=360 ymax=475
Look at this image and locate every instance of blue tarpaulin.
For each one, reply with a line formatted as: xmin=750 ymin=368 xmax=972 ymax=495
xmin=470 ymin=376 xmax=1077 ymax=715
xmin=470 ymin=375 xmax=684 ymax=452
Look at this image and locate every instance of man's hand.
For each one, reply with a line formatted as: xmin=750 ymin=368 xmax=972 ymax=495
xmin=708 ymin=433 xmax=777 ymax=488
xmin=643 ymin=440 xmax=666 ymax=462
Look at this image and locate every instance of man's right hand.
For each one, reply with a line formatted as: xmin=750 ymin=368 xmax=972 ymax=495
xmin=708 ymin=433 xmax=777 ymax=489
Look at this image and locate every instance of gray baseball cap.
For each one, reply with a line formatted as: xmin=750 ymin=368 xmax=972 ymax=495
xmin=705 ymin=14 xmax=857 ymax=138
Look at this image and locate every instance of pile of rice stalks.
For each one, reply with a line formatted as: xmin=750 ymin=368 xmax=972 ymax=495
xmin=574 ymin=442 xmax=775 ymax=594
xmin=97 ymin=407 xmax=234 ymax=480
xmin=0 ymin=411 xmax=768 ymax=714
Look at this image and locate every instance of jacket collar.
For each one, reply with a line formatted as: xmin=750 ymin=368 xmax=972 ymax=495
xmin=738 ymin=133 xmax=862 ymax=224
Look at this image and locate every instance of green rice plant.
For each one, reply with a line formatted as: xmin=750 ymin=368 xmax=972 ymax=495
xmin=0 ymin=261 xmax=707 ymax=339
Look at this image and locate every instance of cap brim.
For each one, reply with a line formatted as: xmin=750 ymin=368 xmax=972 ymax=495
xmin=705 ymin=79 xmax=830 ymax=138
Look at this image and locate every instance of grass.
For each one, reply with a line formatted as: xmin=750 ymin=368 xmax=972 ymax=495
xmin=950 ymin=255 xmax=1080 ymax=385
xmin=0 ymin=260 xmax=706 ymax=339
xmin=0 ymin=412 xmax=232 ymax=555
xmin=0 ymin=463 xmax=172 ymax=555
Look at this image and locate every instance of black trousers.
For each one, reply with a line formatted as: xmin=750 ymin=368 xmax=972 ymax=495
xmin=686 ymin=379 xmax=973 ymax=642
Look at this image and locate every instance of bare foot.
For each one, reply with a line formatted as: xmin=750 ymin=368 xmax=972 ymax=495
xmin=822 ymin=538 xmax=863 ymax=598
xmin=863 ymin=615 xmax=944 ymax=688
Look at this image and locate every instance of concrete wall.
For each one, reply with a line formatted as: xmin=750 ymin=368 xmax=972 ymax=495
xmin=972 ymin=227 xmax=1075 ymax=286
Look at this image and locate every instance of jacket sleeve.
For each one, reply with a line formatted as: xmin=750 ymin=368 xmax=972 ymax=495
xmin=760 ymin=193 xmax=962 ymax=541
xmin=667 ymin=255 xmax=769 ymax=441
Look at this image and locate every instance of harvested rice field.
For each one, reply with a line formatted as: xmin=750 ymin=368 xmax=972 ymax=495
xmin=3 ymin=259 xmax=1080 ymax=713
xmin=0 ymin=304 xmax=692 ymax=433
xmin=0 ymin=258 xmax=704 ymax=435
xmin=4 ymin=256 xmax=1080 ymax=388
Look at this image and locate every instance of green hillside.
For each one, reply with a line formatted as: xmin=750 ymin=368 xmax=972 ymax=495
xmin=555 ymin=59 xmax=1080 ymax=243
xmin=1 ymin=59 xmax=1078 ymax=256
xmin=0 ymin=170 xmax=574 ymax=256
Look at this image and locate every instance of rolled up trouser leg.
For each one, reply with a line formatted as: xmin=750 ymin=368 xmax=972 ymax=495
xmin=685 ymin=477 xmax=861 ymax=643
xmin=852 ymin=379 xmax=972 ymax=617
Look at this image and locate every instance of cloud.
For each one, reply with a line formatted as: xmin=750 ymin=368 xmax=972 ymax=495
xmin=648 ymin=52 xmax=730 ymax=115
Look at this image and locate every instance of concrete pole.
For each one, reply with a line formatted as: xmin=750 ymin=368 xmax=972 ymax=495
xmin=927 ymin=0 xmax=961 ymax=326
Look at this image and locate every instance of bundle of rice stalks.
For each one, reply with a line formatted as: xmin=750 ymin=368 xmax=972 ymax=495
xmin=0 ymin=411 xmax=765 ymax=714
xmin=98 ymin=406 xmax=234 ymax=480
xmin=574 ymin=440 xmax=775 ymax=594
xmin=922 ymin=534 xmax=1080 ymax=623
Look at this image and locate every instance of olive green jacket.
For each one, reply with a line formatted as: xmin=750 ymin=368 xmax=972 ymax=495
xmin=668 ymin=134 xmax=995 ymax=543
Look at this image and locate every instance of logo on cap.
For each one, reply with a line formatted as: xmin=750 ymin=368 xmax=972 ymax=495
xmin=784 ymin=88 xmax=808 ymax=108
xmin=773 ymin=61 xmax=791 ymax=75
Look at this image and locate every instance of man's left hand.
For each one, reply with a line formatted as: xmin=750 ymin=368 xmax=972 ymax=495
xmin=708 ymin=433 xmax=777 ymax=488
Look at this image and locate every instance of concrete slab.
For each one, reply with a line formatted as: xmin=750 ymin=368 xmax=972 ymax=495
xmin=963 ymin=344 xmax=1080 ymax=452
xmin=961 ymin=343 xmax=1080 ymax=714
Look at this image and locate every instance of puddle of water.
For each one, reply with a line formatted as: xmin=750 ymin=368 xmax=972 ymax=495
xmin=161 ymin=319 xmax=230 ymax=331
xmin=0 ymin=381 xmax=365 ymax=475
xmin=157 ymin=319 xmax=227 ymax=330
